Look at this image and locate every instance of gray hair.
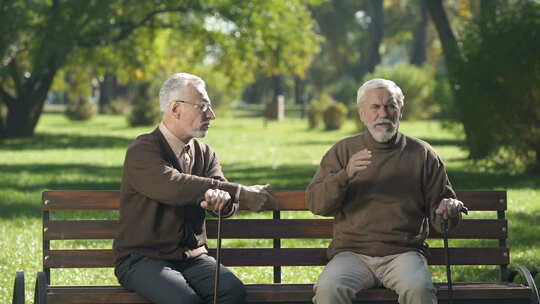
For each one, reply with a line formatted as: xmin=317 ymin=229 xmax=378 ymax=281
xmin=158 ymin=73 xmax=205 ymax=113
xmin=356 ymin=78 xmax=404 ymax=108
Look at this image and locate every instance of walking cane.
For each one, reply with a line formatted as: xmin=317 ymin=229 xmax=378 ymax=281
xmin=442 ymin=207 xmax=468 ymax=304
xmin=213 ymin=208 xmax=223 ymax=304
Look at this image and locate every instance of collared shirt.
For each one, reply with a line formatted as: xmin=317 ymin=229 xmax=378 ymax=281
xmin=159 ymin=122 xmax=194 ymax=173
xmin=158 ymin=122 xmax=206 ymax=258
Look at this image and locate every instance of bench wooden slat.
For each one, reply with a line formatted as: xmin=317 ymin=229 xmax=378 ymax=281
xmin=44 ymin=248 xmax=509 ymax=268
xmin=43 ymin=190 xmax=120 ymax=210
xmin=44 ymin=219 xmax=507 ymax=240
xmin=40 ymin=189 xmax=533 ymax=304
xmin=46 ymin=282 xmax=531 ymax=303
xmin=42 ymin=190 xmax=507 ymax=211
xmin=45 ymin=220 xmax=118 ymax=240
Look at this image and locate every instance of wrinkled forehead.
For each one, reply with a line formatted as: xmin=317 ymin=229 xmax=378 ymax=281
xmin=364 ymin=87 xmax=397 ymax=105
xmin=176 ymin=80 xmax=211 ymax=104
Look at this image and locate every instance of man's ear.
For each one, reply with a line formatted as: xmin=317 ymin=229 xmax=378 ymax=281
xmin=357 ymin=105 xmax=365 ymax=124
xmin=170 ymin=101 xmax=182 ymax=119
xmin=399 ymin=105 xmax=404 ymax=120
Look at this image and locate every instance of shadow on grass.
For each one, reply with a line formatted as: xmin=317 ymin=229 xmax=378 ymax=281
xmin=0 ymin=133 xmax=133 ymax=150
xmin=0 ymin=163 xmax=122 ymax=219
xmin=448 ymin=169 xmax=540 ymax=189
xmin=292 ymin=136 xmax=464 ymax=148
xmin=0 ymin=201 xmax=42 ymax=218
xmin=508 ymin=210 xmax=540 ymax=251
xmin=0 ymin=163 xmax=121 ymax=192
xmin=223 ymin=163 xmax=318 ymax=190
xmin=418 ymin=137 xmax=465 ymax=147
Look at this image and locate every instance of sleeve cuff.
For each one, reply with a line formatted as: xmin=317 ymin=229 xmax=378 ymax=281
xmin=334 ymin=169 xmax=350 ymax=187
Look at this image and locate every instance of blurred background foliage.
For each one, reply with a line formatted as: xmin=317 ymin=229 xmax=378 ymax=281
xmin=1 ymin=0 xmax=540 ymax=170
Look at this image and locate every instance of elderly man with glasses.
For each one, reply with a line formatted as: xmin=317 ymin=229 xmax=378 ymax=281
xmin=113 ymin=73 xmax=276 ymax=304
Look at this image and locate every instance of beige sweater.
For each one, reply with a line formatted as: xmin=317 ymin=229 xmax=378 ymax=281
xmin=307 ymin=131 xmax=459 ymax=259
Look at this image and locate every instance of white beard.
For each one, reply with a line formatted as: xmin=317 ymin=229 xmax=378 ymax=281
xmin=192 ymin=129 xmax=208 ymax=138
xmin=367 ymin=119 xmax=398 ymax=143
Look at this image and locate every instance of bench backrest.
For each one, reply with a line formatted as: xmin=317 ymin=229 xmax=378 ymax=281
xmin=42 ymin=190 xmax=509 ymax=284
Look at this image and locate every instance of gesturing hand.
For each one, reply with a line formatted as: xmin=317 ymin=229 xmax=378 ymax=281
xmin=346 ymin=149 xmax=372 ymax=179
xmin=200 ymin=189 xmax=231 ymax=213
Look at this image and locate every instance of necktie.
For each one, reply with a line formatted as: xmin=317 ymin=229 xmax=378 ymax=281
xmin=180 ymin=145 xmax=191 ymax=173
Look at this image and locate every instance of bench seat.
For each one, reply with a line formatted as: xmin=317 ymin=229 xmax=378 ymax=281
xmin=26 ymin=189 xmax=538 ymax=304
xmin=44 ymin=283 xmax=532 ymax=303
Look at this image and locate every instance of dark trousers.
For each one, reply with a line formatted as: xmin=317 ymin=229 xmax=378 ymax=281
xmin=115 ymin=253 xmax=246 ymax=304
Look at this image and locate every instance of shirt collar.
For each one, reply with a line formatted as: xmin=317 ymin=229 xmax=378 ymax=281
xmin=159 ymin=122 xmax=191 ymax=157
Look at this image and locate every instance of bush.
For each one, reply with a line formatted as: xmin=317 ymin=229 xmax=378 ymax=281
xmin=306 ymin=94 xmax=332 ymax=129
xmin=127 ymin=83 xmax=161 ymax=127
xmin=347 ymin=102 xmax=365 ymax=132
xmin=323 ymin=102 xmax=348 ymax=130
xmin=454 ymin=1 xmax=540 ymax=168
xmin=65 ymin=97 xmax=96 ymax=121
xmin=103 ymin=97 xmax=131 ymax=115
xmin=128 ymin=99 xmax=160 ymax=127
xmin=363 ymin=64 xmax=436 ymax=120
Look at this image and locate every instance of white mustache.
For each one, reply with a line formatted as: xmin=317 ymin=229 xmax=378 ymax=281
xmin=373 ymin=119 xmax=395 ymax=127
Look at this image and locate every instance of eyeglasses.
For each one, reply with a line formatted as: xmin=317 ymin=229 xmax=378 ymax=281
xmin=174 ymin=100 xmax=212 ymax=113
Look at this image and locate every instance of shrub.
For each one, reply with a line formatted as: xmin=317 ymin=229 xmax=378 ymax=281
xmin=363 ymin=64 xmax=436 ymax=120
xmin=323 ymin=102 xmax=348 ymax=130
xmin=347 ymin=102 xmax=365 ymax=132
xmin=127 ymin=83 xmax=161 ymax=127
xmin=306 ymin=94 xmax=332 ymax=129
xmin=128 ymin=99 xmax=160 ymax=127
xmin=65 ymin=97 xmax=96 ymax=121
xmin=104 ymin=97 xmax=130 ymax=115
xmin=453 ymin=1 xmax=540 ymax=168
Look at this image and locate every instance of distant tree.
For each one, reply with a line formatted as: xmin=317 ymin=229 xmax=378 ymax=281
xmin=409 ymin=0 xmax=428 ymax=66
xmin=428 ymin=0 xmax=540 ymax=168
xmin=0 ymin=0 xmax=321 ymax=138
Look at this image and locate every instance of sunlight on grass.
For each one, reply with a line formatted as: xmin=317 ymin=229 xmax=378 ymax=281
xmin=1 ymin=113 xmax=539 ymax=303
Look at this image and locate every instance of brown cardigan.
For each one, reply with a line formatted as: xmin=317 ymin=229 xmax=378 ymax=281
xmin=307 ymin=131 xmax=460 ymax=259
xmin=113 ymin=128 xmax=240 ymax=265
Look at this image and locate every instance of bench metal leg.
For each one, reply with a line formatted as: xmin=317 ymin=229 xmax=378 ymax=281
xmin=517 ymin=265 xmax=540 ymax=304
xmin=34 ymin=272 xmax=48 ymax=304
xmin=12 ymin=271 xmax=24 ymax=304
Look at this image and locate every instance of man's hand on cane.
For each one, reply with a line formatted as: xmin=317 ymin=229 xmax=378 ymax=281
xmin=200 ymin=189 xmax=231 ymax=213
xmin=435 ymin=198 xmax=466 ymax=220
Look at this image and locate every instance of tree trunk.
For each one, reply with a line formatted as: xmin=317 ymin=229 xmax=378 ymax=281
xmin=426 ymin=0 xmax=488 ymax=158
xmin=273 ymin=75 xmax=285 ymax=100
xmin=410 ymin=0 xmax=428 ymax=66
xmin=2 ymin=92 xmax=48 ymax=138
xmin=354 ymin=0 xmax=383 ymax=81
xmin=98 ymin=73 xmax=116 ymax=114
xmin=294 ymin=76 xmax=307 ymax=118
xmin=425 ymin=0 xmax=461 ymax=70
xmin=536 ymin=147 xmax=540 ymax=171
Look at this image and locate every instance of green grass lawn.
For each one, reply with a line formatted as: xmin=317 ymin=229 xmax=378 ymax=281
xmin=1 ymin=112 xmax=539 ymax=303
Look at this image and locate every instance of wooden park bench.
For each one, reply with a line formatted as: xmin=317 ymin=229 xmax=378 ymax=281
xmin=13 ymin=189 xmax=540 ymax=303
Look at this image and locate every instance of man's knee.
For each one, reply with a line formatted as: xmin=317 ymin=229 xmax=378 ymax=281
xmin=397 ymin=277 xmax=436 ymax=302
xmin=314 ymin=276 xmax=357 ymax=303
xmin=218 ymin=272 xmax=246 ymax=303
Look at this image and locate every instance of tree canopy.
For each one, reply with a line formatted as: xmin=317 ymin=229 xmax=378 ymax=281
xmin=0 ymin=0 xmax=321 ymax=138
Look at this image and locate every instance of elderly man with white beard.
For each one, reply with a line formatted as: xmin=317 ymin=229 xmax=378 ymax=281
xmin=306 ymin=78 xmax=465 ymax=304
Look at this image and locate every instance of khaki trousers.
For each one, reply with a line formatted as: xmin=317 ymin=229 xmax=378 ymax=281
xmin=313 ymin=251 xmax=437 ymax=304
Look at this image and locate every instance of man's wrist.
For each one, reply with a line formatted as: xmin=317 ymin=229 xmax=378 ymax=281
xmin=235 ymin=185 xmax=242 ymax=204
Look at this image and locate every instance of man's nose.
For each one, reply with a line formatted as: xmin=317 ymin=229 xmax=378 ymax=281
xmin=205 ymin=107 xmax=216 ymax=120
xmin=378 ymin=106 xmax=389 ymax=118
